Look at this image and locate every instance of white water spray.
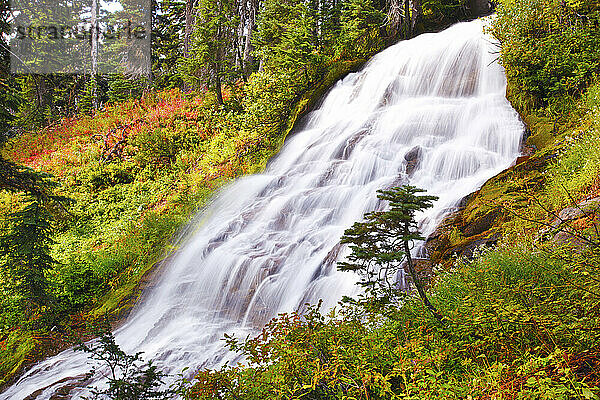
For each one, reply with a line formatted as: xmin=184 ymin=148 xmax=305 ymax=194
xmin=2 ymin=18 xmax=523 ymax=399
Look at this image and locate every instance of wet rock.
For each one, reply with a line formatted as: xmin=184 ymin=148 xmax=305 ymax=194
xmin=515 ymin=155 xmax=530 ymax=165
xmin=546 ymin=196 xmax=600 ymax=250
xmin=456 ymin=192 xmax=475 ymax=210
xmin=435 ymin=232 xmax=500 ymax=261
xmin=378 ymin=80 xmax=398 ymax=108
xmin=457 ymin=232 xmax=500 ymax=258
xmin=469 ymin=0 xmax=493 ymax=16
xmin=551 ymin=231 xmax=591 ymax=250
xmin=332 ymin=128 xmax=369 ymax=160
xmin=404 ymin=146 xmax=422 ymax=177
xmin=580 ymin=196 xmax=600 ymax=210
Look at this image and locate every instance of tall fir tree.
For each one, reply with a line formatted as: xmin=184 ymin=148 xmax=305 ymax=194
xmin=253 ymin=0 xmax=321 ymax=84
xmin=153 ymin=0 xmax=186 ymax=88
xmin=183 ymin=0 xmax=240 ymax=104
xmin=0 ymin=200 xmax=56 ymax=322
xmin=0 ymin=0 xmax=20 ymax=143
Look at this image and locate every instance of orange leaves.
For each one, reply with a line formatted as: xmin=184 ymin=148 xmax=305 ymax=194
xmin=5 ymin=89 xmax=209 ymax=175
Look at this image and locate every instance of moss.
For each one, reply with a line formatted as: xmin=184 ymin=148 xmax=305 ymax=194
xmin=523 ymin=115 xmax=558 ymax=150
xmin=0 ymin=330 xmax=38 ymax=387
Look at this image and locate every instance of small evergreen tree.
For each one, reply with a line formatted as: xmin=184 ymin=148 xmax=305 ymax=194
xmin=107 ymin=74 xmax=144 ymax=104
xmin=338 ymin=185 xmax=443 ymax=320
xmin=152 ymin=0 xmax=186 ymax=89
xmin=0 ymin=156 xmax=70 ymax=327
xmin=0 ymin=200 xmax=56 ymax=320
xmin=77 ymin=329 xmax=174 ymax=400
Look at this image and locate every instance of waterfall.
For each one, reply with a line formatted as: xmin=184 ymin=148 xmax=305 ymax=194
xmin=2 ymin=18 xmax=523 ymax=399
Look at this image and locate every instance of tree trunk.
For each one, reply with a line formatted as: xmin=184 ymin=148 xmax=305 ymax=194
xmin=184 ymin=0 xmax=197 ymax=59
xmin=215 ymin=5 xmax=224 ymax=106
xmin=215 ymin=65 xmax=223 ymax=105
xmin=410 ymin=0 xmax=422 ymax=33
xmin=385 ymin=0 xmax=402 ymax=38
xmin=403 ymin=222 xmax=443 ymax=322
xmin=310 ymin=0 xmax=319 ymax=47
xmin=404 ymin=0 xmax=411 ymax=39
xmin=236 ymin=0 xmax=247 ymax=70
xmin=91 ymin=0 xmax=99 ymax=109
xmin=243 ymin=0 xmax=258 ymax=78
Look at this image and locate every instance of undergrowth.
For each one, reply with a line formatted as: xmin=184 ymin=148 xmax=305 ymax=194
xmin=188 ymin=244 xmax=600 ymax=399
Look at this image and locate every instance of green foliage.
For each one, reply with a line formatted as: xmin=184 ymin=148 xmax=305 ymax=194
xmin=0 ymin=0 xmax=20 ymax=145
xmin=254 ymin=0 xmax=320 ymax=73
xmin=191 ymin=303 xmax=407 ymax=400
xmin=339 ymin=186 xmax=437 ymax=308
xmin=77 ymin=329 xmax=174 ymax=399
xmin=336 ymin=0 xmax=385 ymax=58
xmin=182 ymin=0 xmax=240 ymax=104
xmin=108 ymin=74 xmax=147 ymax=104
xmin=252 ymin=0 xmax=384 ymax=93
xmin=0 ymin=200 xmax=56 ymax=327
xmin=152 ymin=0 xmax=186 ymax=89
xmin=421 ymin=0 xmax=468 ymax=22
xmin=492 ymin=0 xmax=600 ymax=115
xmin=0 ymin=330 xmax=38 ymax=386
xmin=15 ymin=74 xmax=87 ymax=131
xmin=0 ymin=155 xmax=61 ymax=200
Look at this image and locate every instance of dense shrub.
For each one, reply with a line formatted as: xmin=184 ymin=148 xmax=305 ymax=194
xmin=188 ymin=244 xmax=600 ymax=399
xmin=492 ymin=0 xmax=600 ymax=115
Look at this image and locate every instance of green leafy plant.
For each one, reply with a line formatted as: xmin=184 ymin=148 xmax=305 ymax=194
xmin=492 ymin=0 xmax=600 ymax=115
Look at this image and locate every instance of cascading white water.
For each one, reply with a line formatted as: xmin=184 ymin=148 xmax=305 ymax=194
xmin=2 ymin=18 xmax=524 ymax=399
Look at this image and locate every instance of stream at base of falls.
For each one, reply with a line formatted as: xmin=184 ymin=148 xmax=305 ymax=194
xmin=2 ymin=17 xmax=524 ymax=400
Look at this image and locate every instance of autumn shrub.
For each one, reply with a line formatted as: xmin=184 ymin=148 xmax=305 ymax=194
xmin=188 ymin=241 xmax=600 ymax=399
xmin=437 ymin=244 xmax=600 ymax=356
xmin=542 ymin=82 xmax=600 ymax=207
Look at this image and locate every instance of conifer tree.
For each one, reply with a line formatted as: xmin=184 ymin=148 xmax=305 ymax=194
xmin=0 ymin=0 xmax=19 ymax=144
xmin=153 ymin=0 xmax=186 ymax=87
xmin=337 ymin=0 xmax=384 ymax=57
xmin=183 ymin=0 xmax=239 ymax=104
xmin=338 ymin=185 xmax=443 ymax=321
xmin=0 ymin=157 xmax=68 ymax=326
xmin=253 ymin=0 xmax=320 ymax=84
xmin=0 ymin=200 xmax=56 ymax=320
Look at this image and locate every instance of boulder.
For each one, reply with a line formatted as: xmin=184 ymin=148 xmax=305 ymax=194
xmin=469 ymin=0 xmax=493 ymax=17
xmin=445 ymin=232 xmax=500 ymax=260
xmin=404 ymin=146 xmax=423 ymax=177
xmin=548 ymin=196 xmax=600 ymax=249
xmin=551 ymin=196 xmax=600 ymax=228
